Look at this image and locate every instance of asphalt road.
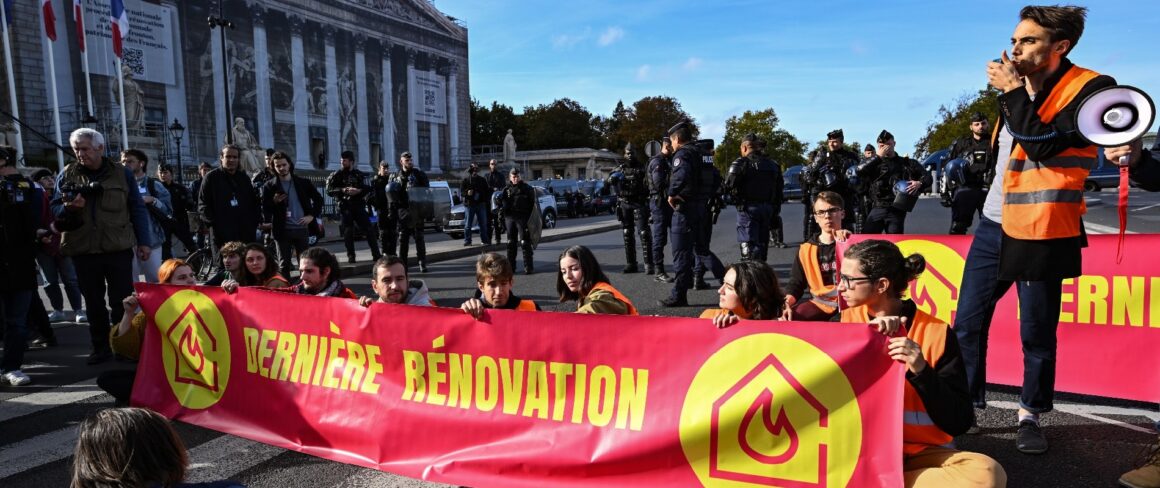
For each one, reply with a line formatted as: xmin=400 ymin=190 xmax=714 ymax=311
xmin=3 ymin=190 xmax=1159 ymax=487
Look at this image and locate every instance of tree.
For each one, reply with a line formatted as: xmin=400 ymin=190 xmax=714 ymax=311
xmin=614 ymin=96 xmax=698 ymax=153
xmin=714 ymin=108 xmax=808 ymax=174
xmin=470 ymin=99 xmax=520 ymax=148
xmin=519 ymin=98 xmax=598 ymax=150
xmin=914 ymin=87 xmax=1000 ymax=159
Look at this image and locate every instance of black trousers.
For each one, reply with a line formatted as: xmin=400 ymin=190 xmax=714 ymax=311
xmin=97 ymin=369 xmax=136 ymax=406
xmin=505 ymin=215 xmax=533 ymax=266
xmin=72 ymin=249 xmax=134 ymax=353
xmin=161 ymin=225 xmax=197 ymax=260
xmin=275 ymin=227 xmax=310 ymax=277
xmin=341 ymin=205 xmax=379 ymax=260
xmin=863 ymin=207 xmax=907 ymax=234
xmin=377 ymin=213 xmax=398 ymax=258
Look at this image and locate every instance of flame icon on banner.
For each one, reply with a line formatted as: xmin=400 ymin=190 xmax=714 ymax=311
xmin=897 ymin=239 xmax=967 ymax=325
xmin=739 ymin=389 xmax=800 ymax=465
xmin=155 ymin=290 xmax=231 ymax=410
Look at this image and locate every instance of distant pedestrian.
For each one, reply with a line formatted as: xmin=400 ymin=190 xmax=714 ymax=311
xmin=459 ymin=163 xmax=491 ymax=245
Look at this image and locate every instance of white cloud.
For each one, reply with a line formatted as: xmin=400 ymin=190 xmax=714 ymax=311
xmin=598 ymin=26 xmax=624 ymax=47
xmin=551 ymin=28 xmax=591 ymax=49
xmin=636 ymin=65 xmax=651 ymax=82
xmin=683 ymin=57 xmax=703 ymax=71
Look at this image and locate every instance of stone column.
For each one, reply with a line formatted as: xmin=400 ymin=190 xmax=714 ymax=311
xmin=289 ymin=16 xmax=309 ymax=166
xmin=354 ymin=34 xmax=370 ymax=171
xmin=162 ymin=0 xmax=188 ymax=166
xmin=428 ymin=60 xmax=441 ymax=173
xmin=211 ymin=23 xmax=227 ymax=145
xmin=447 ymin=61 xmax=459 ymax=170
xmin=406 ymin=49 xmax=418 ymax=169
xmin=251 ymin=4 xmax=273 ymax=147
xmin=324 ymin=26 xmax=340 ymax=170
xmin=380 ymin=42 xmax=395 ymax=164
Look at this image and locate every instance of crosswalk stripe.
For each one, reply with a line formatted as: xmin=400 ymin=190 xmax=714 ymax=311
xmin=0 ymin=427 xmax=78 ymax=480
xmin=0 ymin=379 xmax=106 ymax=423
xmin=185 ymin=434 xmax=287 ymax=483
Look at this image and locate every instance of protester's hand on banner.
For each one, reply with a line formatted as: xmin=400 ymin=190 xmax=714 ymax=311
xmin=358 ymin=296 xmax=374 ymax=308
xmin=833 ymin=229 xmax=852 ymax=242
xmin=461 ymin=298 xmax=486 ymax=320
xmin=887 ymin=336 xmax=928 ymax=375
xmin=870 ymin=313 xmax=906 ymax=336
xmin=221 ymin=279 xmax=239 ymax=294
xmin=712 ymin=311 xmax=740 ymax=329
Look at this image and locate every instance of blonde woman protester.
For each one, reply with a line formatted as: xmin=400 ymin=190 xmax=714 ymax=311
xmin=702 ymin=261 xmax=785 ymax=329
xmin=839 ymin=239 xmax=1005 ymax=487
xmin=557 ymin=245 xmax=637 ymax=315
xmin=98 ymin=259 xmax=196 ymax=406
xmin=221 ymin=243 xmax=290 ymax=293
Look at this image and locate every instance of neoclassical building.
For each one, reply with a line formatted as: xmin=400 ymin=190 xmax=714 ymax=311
xmin=3 ymin=0 xmax=469 ymax=174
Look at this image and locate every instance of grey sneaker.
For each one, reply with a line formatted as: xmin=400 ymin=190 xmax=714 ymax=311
xmin=75 ymin=310 xmax=88 ymax=323
xmin=47 ymin=310 xmax=67 ymax=322
xmin=1017 ymin=420 xmax=1048 ymax=454
xmin=2 ymin=370 xmax=31 ymax=386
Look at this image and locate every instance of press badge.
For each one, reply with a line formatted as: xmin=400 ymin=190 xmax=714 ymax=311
xmin=230 ymin=197 xmax=239 ymax=207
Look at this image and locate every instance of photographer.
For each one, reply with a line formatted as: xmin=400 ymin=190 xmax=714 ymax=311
xmin=52 ymin=128 xmax=152 ymax=365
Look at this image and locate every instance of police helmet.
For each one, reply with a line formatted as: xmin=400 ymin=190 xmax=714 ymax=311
xmin=491 ymin=190 xmax=503 ymax=210
xmin=892 ymin=180 xmax=919 ymax=212
xmin=943 ymin=158 xmax=969 ymax=186
xmin=817 ymin=166 xmax=839 ymax=189
xmin=845 ymin=165 xmax=860 ymax=187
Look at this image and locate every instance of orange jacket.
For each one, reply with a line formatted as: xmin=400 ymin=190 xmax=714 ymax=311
xmin=798 ymin=242 xmax=839 ymax=313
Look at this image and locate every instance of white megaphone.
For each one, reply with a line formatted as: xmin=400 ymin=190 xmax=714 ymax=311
xmin=1074 ymin=85 xmax=1155 ymax=158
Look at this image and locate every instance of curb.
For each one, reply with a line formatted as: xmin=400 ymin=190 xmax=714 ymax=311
xmin=337 ymin=221 xmax=622 ymax=276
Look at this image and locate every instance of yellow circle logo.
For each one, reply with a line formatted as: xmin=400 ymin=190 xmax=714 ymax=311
xmin=680 ymin=333 xmax=861 ymax=487
xmin=154 ymin=290 xmax=231 ymax=409
xmin=896 ymin=239 xmax=966 ymax=325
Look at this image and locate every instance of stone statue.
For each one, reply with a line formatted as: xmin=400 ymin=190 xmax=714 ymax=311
xmin=0 ymin=121 xmax=16 ymax=147
xmin=118 ymin=64 xmax=145 ymax=130
xmin=503 ymin=129 xmax=516 ymax=163
xmin=231 ymin=117 xmax=264 ymax=175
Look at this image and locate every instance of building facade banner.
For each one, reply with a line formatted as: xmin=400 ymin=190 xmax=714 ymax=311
xmin=841 ymin=234 xmax=1160 ymax=403
xmin=80 ymin=0 xmax=175 ymax=85
xmin=408 ymin=67 xmax=445 ymax=124
xmin=131 ymin=285 xmax=904 ymax=487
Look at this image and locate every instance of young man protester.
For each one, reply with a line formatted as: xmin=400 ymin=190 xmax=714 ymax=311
xmin=292 ymin=247 xmax=356 ymax=298
xmin=782 ymin=191 xmax=851 ymax=321
xmin=203 ymin=241 xmax=245 ymax=286
xmin=460 ymin=253 xmax=539 ymax=319
xmin=359 ymin=256 xmax=435 ymax=307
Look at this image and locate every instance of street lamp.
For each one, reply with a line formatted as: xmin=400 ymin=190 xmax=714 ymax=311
xmin=208 ymin=1 xmax=234 ymax=144
xmin=169 ymin=118 xmax=186 ymax=184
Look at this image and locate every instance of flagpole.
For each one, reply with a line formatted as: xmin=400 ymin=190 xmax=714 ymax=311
xmin=42 ymin=2 xmax=63 ymax=170
xmin=77 ymin=2 xmax=93 ymax=119
xmin=117 ymin=57 xmax=128 ymax=150
xmin=0 ymin=6 xmax=24 ymax=162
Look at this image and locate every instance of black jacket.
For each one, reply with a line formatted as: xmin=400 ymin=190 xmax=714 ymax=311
xmin=486 ymin=170 xmax=506 ymax=193
xmin=858 ymin=154 xmax=930 ymax=208
xmin=784 ymin=235 xmax=837 ymax=301
xmin=726 ymin=154 xmax=783 ymax=206
xmin=460 ymin=173 xmax=491 ymax=206
xmin=198 ymin=167 xmax=260 ymax=243
xmin=500 ymin=181 xmax=536 ymax=219
xmin=0 ymin=173 xmax=43 ymax=291
xmin=325 ymin=168 xmax=371 ymax=210
xmin=948 ymin=135 xmax=994 ymax=188
xmin=898 ymin=300 xmax=976 ymax=437
xmin=261 ymin=175 xmax=324 ymax=237
xmin=647 ymin=154 xmax=670 ymax=199
xmin=162 ymin=181 xmax=194 ymax=220
xmin=392 ymin=167 xmax=431 ymax=211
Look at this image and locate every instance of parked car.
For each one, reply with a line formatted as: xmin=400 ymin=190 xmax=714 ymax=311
xmin=443 ymin=185 xmax=558 ymax=239
xmin=1085 ymin=147 xmax=1121 ymax=192
xmin=783 ymin=165 xmax=804 ymax=201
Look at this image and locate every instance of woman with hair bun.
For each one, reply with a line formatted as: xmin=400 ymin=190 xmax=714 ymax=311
xmin=839 ymin=239 xmax=1005 ymax=487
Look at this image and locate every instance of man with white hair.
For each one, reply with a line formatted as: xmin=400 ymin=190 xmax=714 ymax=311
xmin=51 ymin=128 xmax=152 ymax=365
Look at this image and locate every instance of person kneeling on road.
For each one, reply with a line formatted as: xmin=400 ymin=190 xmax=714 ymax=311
xmin=359 ymin=256 xmax=435 ymax=307
xmin=557 ymin=245 xmax=637 ymax=315
xmin=782 ymin=191 xmax=851 ymax=321
xmin=702 ymin=261 xmax=785 ymax=329
xmin=460 ymin=252 xmax=539 ymax=319
xmin=291 ymin=247 xmax=356 ymax=298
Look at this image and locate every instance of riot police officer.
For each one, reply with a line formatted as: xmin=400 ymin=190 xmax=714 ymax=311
xmin=500 ymin=167 xmax=537 ymax=275
xmin=389 ymin=151 xmax=431 ymax=272
xmin=485 ymin=159 xmax=506 ymax=244
xmin=660 ymin=120 xmax=716 ymax=307
xmin=856 ymin=130 xmax=931 ymax=234
xmin=648 ymin=138 xmax=674 ymax=283
xmin=944 ymin=112 xmax=993 ymax=234
xmin=370 ymin=160 xmax=398 ymax=257
xmin=724 ymin=134 xmax=782 ymax=262
xmin=608 ymin=143 xmax=653 ymax=274
xmin=801 ymin=129 xmax=858 ymax=240
xmin=325 ymin=150 xmax=381 ymax=264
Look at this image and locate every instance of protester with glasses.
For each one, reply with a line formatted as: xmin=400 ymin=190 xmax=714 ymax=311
xmin=782 ymin=191 xmax=851 ymax=321
xmin=838 ymin=239 xmax=1005 ymax=487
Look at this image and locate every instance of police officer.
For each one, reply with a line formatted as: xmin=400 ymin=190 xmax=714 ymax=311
xmin=945 ymin=112 xmax=993 ymax=234
xmin=325 ymin=150 xmax=381 ymax=264
xmin=856 ymin=130 xmax=931 ymax=234
xmin=648 ymin=138 xmax=674 ymax=283
xmin=485 ymin=159 xmax=506 ymax=245
xmin=693 ymin=141 xmax=726 ymax=290
xmin=370 ymin=160 xmax=398 ymax=258
xmin=660 ymin=120 xmax=715 ymax=307
xmin=801 ymin=129 xmax=858 ymax=239
xmin=608 ymin=143 xmax=653 ymax=274
xmin=724 ymin=134 xmax=782 ymax=262
xmin=499 ymin=167 xmax=537 ymax=275
xmin=390 ymin=151 xmax=430 ymax=272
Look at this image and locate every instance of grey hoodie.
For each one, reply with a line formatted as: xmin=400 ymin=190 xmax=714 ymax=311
xmin=404 ymin=279 xmax=433 ymax=306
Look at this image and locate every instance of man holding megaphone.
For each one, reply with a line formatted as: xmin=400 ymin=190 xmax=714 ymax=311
xmin=1106 ymin=129 xmax=1160 ymax=192
xmin=952 ymin=5 xmax=1118 ymax=457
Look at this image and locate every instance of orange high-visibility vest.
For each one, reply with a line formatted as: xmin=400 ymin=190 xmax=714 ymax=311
xmin=799 ymin=243 xmax=838 ymax=313
xmin=1002 ymin=65 xmax=1101 ymax=240
xmin=841 ymin=305 xmax=955 ymax=455
xmin=590 ymin=282 xmax=639 ymax=315
xmin=514 ymin=299 xmax=537 ymax=311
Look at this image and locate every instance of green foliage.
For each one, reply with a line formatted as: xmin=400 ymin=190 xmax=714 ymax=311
xmin=914 ymin=87 xmax=1000 ymax=159
xmin=470 ymin=98 xmax=520 ymax=147
xmin=612 ymin=96 xmax=698 ymax=152
xmin=519 ymin=98 xmax=599 ymax=150
xmin=715 ymin=109 xmax=808 ymax=174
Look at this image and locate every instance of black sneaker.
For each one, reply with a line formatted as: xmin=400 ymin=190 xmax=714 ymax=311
xmin=87 ymin=350 xmax=113 ymax=365
xmin=622 ymin=263 xmax=640 ymax=274
xmin=419 ymin=262 xmax=428 ymax=273
xmin=694 ymin=279 xmax=712 ymax=290
xmin=347 ymin=256 xmax=356 ymax=264
xmin=1016 ymin=420 xmax=1048 ymax=454
xmin=658 ymin=296 xmax=688 ymax=307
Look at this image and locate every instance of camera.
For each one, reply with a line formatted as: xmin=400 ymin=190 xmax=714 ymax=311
xmin=60 ymin=181 xmax=103 ymax=202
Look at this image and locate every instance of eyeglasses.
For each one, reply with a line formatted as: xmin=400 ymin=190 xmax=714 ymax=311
xmin=813 ymin=208 xmax=843 ymax=217
xmin=839 ymin=274 xmax=875 ymax=288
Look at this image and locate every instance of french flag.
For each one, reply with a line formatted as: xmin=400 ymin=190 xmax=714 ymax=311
xmin=73 ymin=0 xmax=84 ymax=52
xmin=42 ymin=0 xmax=56 ymax=41
xmin=110 ymin=0 xmax=128 ymax=58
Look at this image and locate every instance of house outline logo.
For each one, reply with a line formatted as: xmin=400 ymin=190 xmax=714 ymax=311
xmin=896 ymin=239 xmax=966 ymax=325
xmin=154 ymin=289 xmax=231 ymax=409
xmin=680 ymin=333 xmax=862 ymax=487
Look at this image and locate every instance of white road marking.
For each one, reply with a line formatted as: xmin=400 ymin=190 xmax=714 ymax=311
xmin=1131 ymin=203 xmax=1160 ymax=213
xmin=0 ymin=427 xmax=78 ymax=479
xmin=1084 ymin=221 xmax=1137 ymax=235
xmin=990 ymin=400 xmax=1158 ymax=434
xmin=0 ymin=379 xmax=106 ymax=423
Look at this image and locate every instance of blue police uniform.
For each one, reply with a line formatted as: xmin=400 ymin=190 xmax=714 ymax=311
xmin=725 ymin=153 xmax=782 ymax=262
xmin=647 ymin=152 xmax=673 ymax=281
xmin=662 ymin=142 xmax=707 ymax=305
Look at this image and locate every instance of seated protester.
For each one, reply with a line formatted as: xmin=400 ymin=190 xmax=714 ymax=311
xmin=839 ymin=239 xmax=1005 ymax=488
xmin=557 ymin=245 xmax=637 ymax=315
xmin=702 ymin=261 xmax=785 ymax=329
xmin=358 ymin=256 xmax=436 ymax=307
xmin=461 ymin=252 xmax=540 ymax=319
xmin=291 ymin=247 xmax=356 ymax=298
xmin=222 ymin=243 xmax=290 ymax=293
xmin=72 ymin=407 xmax=246 ymax=488
xmin=203 ymin=241 xmax=245 ymax=286
xmin=783 ymin=191 xmax=852 ymax=321
xmin=98 ymin=259 xmax=196 ymax=406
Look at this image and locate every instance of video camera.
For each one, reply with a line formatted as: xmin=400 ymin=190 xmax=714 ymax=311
xmin=59 ymin=181 xmax=103 ymax=202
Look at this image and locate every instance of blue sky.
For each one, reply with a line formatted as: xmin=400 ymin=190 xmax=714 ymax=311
xmin=435 ymin=0 xmax=1160 ymax=155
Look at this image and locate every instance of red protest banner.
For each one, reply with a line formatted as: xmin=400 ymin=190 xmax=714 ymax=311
xmin=131 ymin=285 xmax=904 ymax=487
xmin=843 ymin=233 xmax=1160 ymax=403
